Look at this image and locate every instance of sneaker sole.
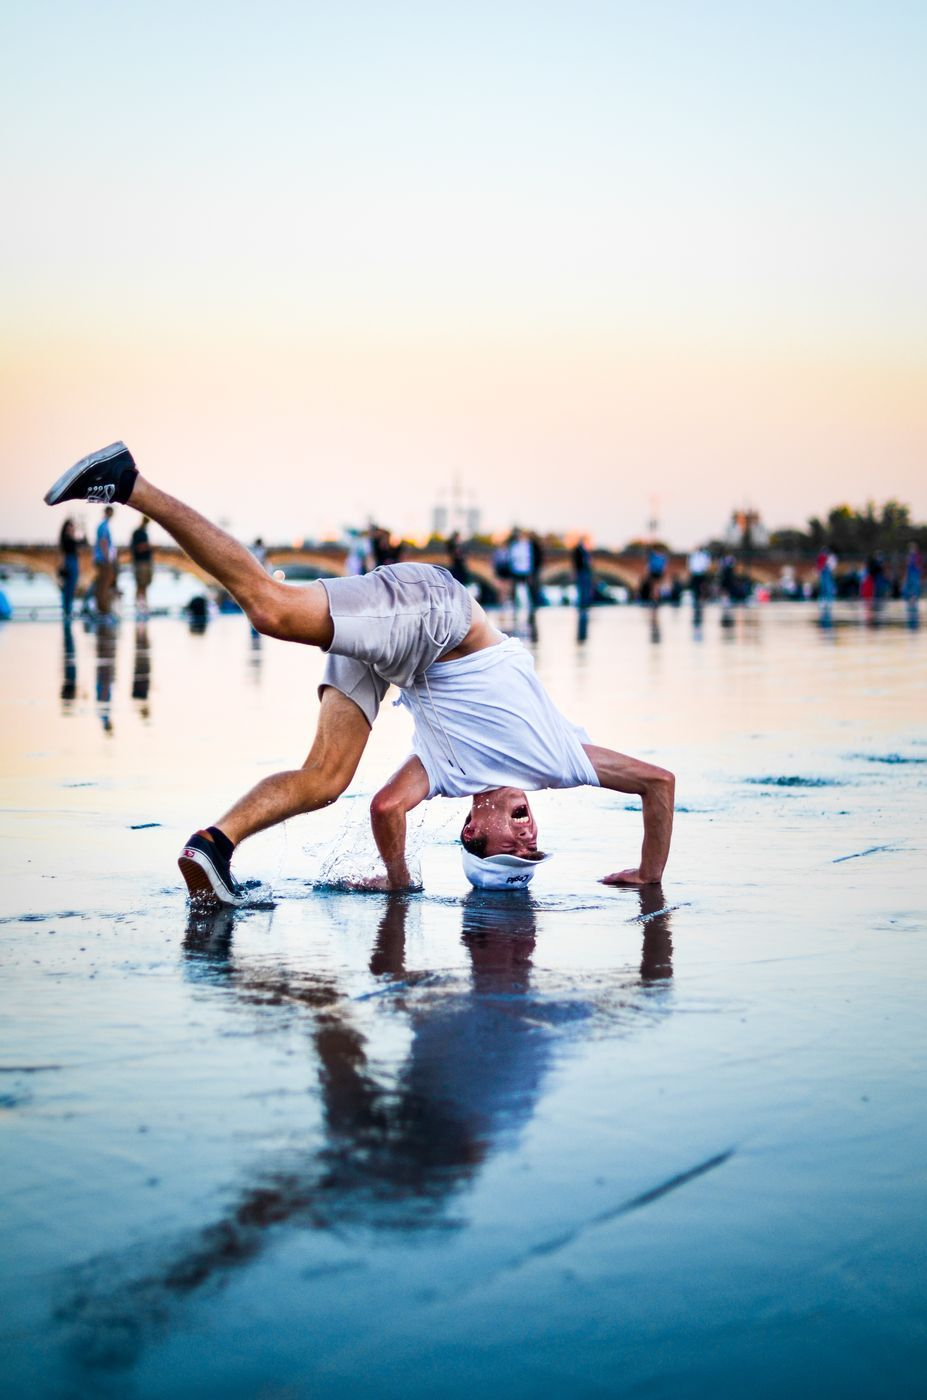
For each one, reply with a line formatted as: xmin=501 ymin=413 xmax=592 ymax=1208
xmin=178 ymin=846 xmax=247 ymax=907
xmin=43 ymin=442 xmax=129 ymax=506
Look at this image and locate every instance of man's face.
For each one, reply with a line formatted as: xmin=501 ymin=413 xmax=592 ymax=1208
xmin=461 ymin=788 xmax=542 ymax=859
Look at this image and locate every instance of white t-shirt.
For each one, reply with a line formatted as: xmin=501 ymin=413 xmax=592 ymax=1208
xmin=398 ymin=636 xmax=600 ymax=799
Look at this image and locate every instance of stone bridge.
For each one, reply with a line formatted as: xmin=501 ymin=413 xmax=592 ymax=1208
xmin=0 ymin=541 xmax=824 ymax=597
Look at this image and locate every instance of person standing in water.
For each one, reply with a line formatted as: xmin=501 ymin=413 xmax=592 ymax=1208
xmin=130 ymin=515 xmax=154 ymax=616
xmin=57 ymin=516 xmax=84 ymax=620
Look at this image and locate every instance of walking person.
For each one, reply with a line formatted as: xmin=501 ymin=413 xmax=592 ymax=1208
xmin=130 ymin=515 xmax=154 ymax=616
xmin=44 ymin=443 xmax=675 ymax=904
xmin=508 ymin=529 xmax=534 ymax=613
xmin=646 ymin=546 xmax=666 ymax=606
xmin=902 ymin=542 xmax=923 ymax=602
xmin=57 ymin=516 xmax=84 ymax=620
xmin=571 ymin=536 xmax=594 ymax=610
xmin=446 ymin=532 xmax=469 ymax=587
xmin=687 ymin=547 xmax=711 ymax=606
xmin=93 ymin=506 xmax=118 ymax=620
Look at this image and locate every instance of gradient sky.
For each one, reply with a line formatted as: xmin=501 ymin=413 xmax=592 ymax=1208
xmin=2 ymin=0 xmax=925 ymax=548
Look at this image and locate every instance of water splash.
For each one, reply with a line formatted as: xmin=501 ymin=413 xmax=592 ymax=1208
xmin=313 ymin=799 xmax=426 ymax=889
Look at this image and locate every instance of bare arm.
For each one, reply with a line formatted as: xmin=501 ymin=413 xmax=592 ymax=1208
xmin=367 ymin=757 xmax=431 ymax=890
xmin=582 ymin=744 xmax=675 ymax=885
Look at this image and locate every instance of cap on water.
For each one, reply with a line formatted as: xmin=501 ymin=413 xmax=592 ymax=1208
xmin=461 ymin=850 xmax=552 ymax=890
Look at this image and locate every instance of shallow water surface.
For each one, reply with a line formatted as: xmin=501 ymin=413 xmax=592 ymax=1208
xmin=1 ymin=602 xmax=925 ymax=1397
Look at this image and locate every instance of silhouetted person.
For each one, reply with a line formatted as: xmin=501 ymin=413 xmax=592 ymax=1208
xmin=687 ymin=547 xmax=710 ymax=607
xmin=185 ymin=594 xmax=210 ymax=633
xmin=646 ymin=547 xmax=666 ymax=606
xmin=572 ymin=536 xmax=594 ymax=610
xmin=93 ymin=506 xmax=117 ymax=619
xmin=528 ymin=532 xmax=545 ymax=608
xmin=130 ymin=516 xmax=153 ymax=616
xmin=903 ymin=543 xmax=923 ymax=602
xmin=491 ymin=536 xmax=513 ymax=605
xmin=369 ymin=526 xmax=401 ymax=569
xmin=446 ymin=532 xmax=469 ymax=586
xmin=509 ymin=529 xmax=534 ymax=613
xmin=58 ymin=516 xmax=84 ymax=619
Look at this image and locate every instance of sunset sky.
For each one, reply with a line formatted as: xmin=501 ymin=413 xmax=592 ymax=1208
xmin=2 ymin=0 xmax=925 ymax=548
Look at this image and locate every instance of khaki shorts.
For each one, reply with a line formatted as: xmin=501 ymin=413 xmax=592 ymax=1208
xmin=319 ymin=563 xmax=473 ymax=726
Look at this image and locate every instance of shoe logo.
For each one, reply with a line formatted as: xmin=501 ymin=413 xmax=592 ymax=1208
xmin=87 ymin=483 xmax=116 ymax=503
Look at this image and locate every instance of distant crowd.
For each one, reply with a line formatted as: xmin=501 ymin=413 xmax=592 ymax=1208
xmin=53 ymin=509 xmax=925 ymax=625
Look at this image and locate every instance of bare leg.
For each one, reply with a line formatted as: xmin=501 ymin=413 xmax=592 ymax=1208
xmin=216 ymin=687 xmax=371 ymax=845
xmin=129 ymin=475 xmax=334 ymax=646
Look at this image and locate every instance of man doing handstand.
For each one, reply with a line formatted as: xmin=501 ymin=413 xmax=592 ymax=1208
xmin=44 ymin=443 xmax=675 ymax=901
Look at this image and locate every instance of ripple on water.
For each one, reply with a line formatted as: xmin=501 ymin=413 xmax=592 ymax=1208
xmin=744 ymin=775 xmax=843 ymax=788
xmin=848 ymin=752 xmax=927 ymax=765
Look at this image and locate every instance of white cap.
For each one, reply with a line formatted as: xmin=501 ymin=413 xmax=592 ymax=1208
xmin=461 ymin=850 xmax=551 ymax=890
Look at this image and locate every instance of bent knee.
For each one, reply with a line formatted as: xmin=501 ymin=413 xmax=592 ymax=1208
xmin=297 ymin=762 xmax=353 ymax=809
xmin=369 ymin=788 xmax=402 ymax=821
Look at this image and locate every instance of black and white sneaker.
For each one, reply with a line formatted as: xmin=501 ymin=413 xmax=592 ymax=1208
xmin=178 ymin=831 xmax=248 ymax=906
xmin=44 ymin=442 xmax=138 ymax=507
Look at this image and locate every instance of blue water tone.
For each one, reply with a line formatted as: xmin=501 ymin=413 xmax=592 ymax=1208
xmin=1 ymin=602 xmax=925 ymax=1397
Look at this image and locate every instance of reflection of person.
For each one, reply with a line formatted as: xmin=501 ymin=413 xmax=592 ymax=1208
xmin=93 ymin=506 xmax=118 ymax=618
xmin=130 ymin=515 xmax=153 ymax=615
xmin=57 ymin=517 xmax=84 ymax=619
xmin=56 ymin=887 xmax=674 ymax=1347
xmin=180 ymin=887 xmax=673 ymax=1246
xmin=95 ymin=618 xmax=116 ymax=734
xmin=44 ymin=444 xmax=675 ymax=906
xmin=61 ymin=620 xmax=77 ymax=706
xmin=132 ymin=621 xmax=151 ymax=715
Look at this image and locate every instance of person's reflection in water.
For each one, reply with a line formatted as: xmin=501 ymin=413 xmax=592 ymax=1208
xmin=247 ymin=628 xmax=263 ymax=683
xmin=95 ymin=621 xmax=117 ymax=734
xmin=61 ymin=620 xmax=77 ymax=709
xmin=637 ymin=883 xmax=674 ymax=986
xmin=650 ymin=609 xmax=661 ymax=644
xmin=60 ymin=891 xmax=673 ymax=1369
xmin=132 ymin=621 xmax=151 ymax=718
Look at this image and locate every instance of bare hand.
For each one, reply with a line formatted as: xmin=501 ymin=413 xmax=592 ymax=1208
xmin=599 ymin=868 xmax=660 ymax=886
xmin=348 ymin=874 xmax=422 ymax=893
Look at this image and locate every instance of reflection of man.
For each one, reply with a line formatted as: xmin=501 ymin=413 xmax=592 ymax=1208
xmin=45 ymin=444 xmax=675 ymax=906
xmin=58 ymin=888 xmax=675 ymax=1348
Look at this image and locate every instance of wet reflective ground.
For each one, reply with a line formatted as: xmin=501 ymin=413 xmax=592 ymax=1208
xmin=1 ymin=602 xmax=925 ymax=1397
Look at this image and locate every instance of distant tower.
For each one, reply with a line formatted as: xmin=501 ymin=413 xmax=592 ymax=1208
xmin=433 ymin=478 xmax=481 ymax=539
xmin=647 ymin=494 xmax=661 ymax=543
